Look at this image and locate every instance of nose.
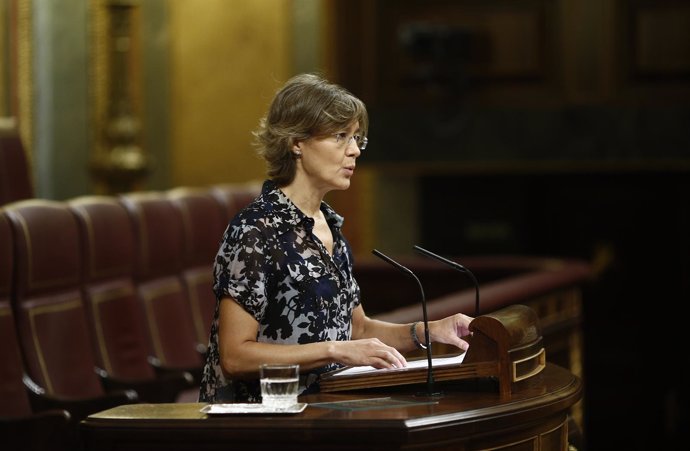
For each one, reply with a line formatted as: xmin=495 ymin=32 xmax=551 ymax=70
xmin=346 ymin=137 xmax=361 ymax=156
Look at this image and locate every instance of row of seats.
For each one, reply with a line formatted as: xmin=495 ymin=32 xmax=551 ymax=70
xmin=0 ymin=181 xmax=261 ymax=450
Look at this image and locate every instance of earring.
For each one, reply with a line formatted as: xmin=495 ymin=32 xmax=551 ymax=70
xmin=293 ymin=151 xmax=302 ymax=157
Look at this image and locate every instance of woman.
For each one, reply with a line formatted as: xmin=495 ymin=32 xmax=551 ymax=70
xmin=199 ymin=73 xmax=473 ymax=403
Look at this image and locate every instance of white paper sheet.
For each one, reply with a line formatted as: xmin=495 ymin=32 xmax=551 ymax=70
xmin=200 ymin=403 xmax=307 ymax=415
xmin=332 ymin=353 xmax=466 ymax=377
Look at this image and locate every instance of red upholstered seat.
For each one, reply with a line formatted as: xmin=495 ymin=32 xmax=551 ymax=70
xmin=0 ymin=213 xmax=31 ymax=417
xmin=69 ymin=196 xmax=195 ymax=402
xmin=0 ymin=301 xmax=73 ymax=451
xmin=0 ymin=119 xmax=34 ymax=206
xmin=210 ymin=181 xmax=261 ymax=224
xmin=2 ymin=200 xmax=137 ymax=423
xmin=119 ymin=192 xmax=204 ymax=381
xmin=69 ymin=196 xmax=156 ymax=381
xmin=167 ymin=187 xmax=227 ymax=346
xmin=6 ymin=200 xmax=107 ymax=398
xmin=1 ymin=212 xmax=72 ymax=451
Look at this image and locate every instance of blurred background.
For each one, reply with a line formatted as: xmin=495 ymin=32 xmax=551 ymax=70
xmin=2 ymin=0 xmax=688 ymax=449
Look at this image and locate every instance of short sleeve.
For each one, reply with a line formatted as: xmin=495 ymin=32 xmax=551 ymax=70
xmin=213 ymin=223 xmax=273 ymax=322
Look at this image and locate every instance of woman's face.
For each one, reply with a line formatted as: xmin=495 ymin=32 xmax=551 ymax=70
xmin=294 ymin=121 xmax=363 ymax=194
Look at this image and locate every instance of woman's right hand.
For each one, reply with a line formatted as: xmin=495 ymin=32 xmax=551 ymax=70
xmin=328 ymin=338 xmax=408 ymax=369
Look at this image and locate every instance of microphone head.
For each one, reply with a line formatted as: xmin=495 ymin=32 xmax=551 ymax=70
xmin=372 ymin=249 xmax=419 ymax=282
xmin=413 ymin=245 xmax=468 ymax=272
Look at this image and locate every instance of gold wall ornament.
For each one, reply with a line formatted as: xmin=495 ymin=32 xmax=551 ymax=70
xmin=0 ymin=1 xmax=8 ymax=116
xmin=91 ymin=0 xmax=150 ymax=194
xmin=16 ymin=0 xmax=32 ymax=159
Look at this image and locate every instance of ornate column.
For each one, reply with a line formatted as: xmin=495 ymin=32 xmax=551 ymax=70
xmin=91 ymin=0 xmax=150 ymax=194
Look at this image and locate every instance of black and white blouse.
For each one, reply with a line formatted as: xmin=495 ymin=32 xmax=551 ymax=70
xmin=198 ymin=180 xmax=360 ymax=403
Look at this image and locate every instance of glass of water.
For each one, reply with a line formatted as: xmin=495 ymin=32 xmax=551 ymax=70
xmin=260 ymin=363 xmax=299 ymax=410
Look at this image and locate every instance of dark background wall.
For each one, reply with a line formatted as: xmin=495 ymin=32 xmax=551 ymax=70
xmin=329 ymin=1 xmax=690 ymax=450
xmin=420 ymin=172 xmax=688 ymax=450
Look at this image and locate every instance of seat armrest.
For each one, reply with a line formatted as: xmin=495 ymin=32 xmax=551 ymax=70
xmin=24 ymin=374 xmax=138 ymax=423
xmin=96 ymin=367 xmax=195 ymax=403
xmin=148 ymin=356 xmax=203 ymax=385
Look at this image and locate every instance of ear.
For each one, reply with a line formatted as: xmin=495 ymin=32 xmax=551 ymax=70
xmin=291 ymin=140 xmax=302 ymax=157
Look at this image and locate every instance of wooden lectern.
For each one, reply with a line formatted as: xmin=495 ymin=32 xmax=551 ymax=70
xmin=80 ymin=304 xmax=581 ymax=451
xmin=319 ymin=304 xmax=545 ymax=398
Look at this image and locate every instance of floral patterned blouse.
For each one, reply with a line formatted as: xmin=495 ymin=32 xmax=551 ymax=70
xmin=198 ymin=180 xmax=360 ymax=403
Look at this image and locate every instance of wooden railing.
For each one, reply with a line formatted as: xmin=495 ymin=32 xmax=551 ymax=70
xmin=356 ymin=254 xmax=592 ymax=432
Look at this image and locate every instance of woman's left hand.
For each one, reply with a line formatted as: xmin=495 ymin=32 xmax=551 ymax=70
xmin=429 ymin=313 xmax=473 ymax=351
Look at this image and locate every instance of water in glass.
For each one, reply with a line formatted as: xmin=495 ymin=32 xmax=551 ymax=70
xmin=260 ymin=364 xmax=299 ymax=410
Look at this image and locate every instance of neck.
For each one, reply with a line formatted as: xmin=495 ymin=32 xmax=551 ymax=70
xmin=280 ymin=182 xmax=324 ymax=218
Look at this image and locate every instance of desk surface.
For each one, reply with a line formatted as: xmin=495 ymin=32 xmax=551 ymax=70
xmin=81 ymin=363 xmax=581 ymax=451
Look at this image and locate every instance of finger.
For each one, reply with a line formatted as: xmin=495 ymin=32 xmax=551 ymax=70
xmin=392 ymin=350 xmax=407 ymax=367
xmin=457 ymin=339 xmax=469 ymax=351
xmin=369 ymin=357 xmax=394 ymax=369
xmin=369 ymin=350 xmax=402 ymax=369
xmin=385 ymin=349 xmax=407 ymax=368
xmin=451 ymin=337 xmax=469 ymax=351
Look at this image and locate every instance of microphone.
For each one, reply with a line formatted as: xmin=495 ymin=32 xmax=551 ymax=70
xmin=372 ymin=249 xmax=441 ymax=397
xmin=413 ymin=245 xmax=480 ymax=317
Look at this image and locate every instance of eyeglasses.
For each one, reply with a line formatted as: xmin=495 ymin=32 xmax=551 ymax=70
xmin=334 ymin=132 xmax=368 ymax=151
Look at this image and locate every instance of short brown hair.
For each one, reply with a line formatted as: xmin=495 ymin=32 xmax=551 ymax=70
xmin=252 ymin=73 xmax=368 ymax=186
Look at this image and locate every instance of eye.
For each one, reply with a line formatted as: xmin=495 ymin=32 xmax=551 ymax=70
xmin=334 ymin=132 xmax=348 ymax=143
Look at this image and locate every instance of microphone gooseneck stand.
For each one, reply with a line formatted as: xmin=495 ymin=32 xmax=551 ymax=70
xmin=413 ymin=245 xmax=480 ymax=317
xmin=372 ymin=249 xmax=442 ymax=397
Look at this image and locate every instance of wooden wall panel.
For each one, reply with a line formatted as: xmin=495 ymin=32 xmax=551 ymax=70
xmin=333 ymin=0 xmax=690 ymax=107
xmin=373 ymin=0 xmax=558 ymax=107
xmin=614 ymin=0 xmax=690 ymax=103
xmin=631 ymin=2 xmax=690 ymax=77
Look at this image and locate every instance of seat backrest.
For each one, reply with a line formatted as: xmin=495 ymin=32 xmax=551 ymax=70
xmin=0 ymin=303 xmax=74 ymax=450
xmin=0 ymin=300 xmax=33 ymax=418
xmin=210 ymin=181 xmax=261 ymax=224
xmin=167 ymin=187 xmax=227 ymax=345
xmin=0 ymin=119 xmax=34 ymax=205
xmin=68 ymin=196 xmax=157 ymax=381
xmin=119 ymin=192 xmax=203 ymax=371
xmin=0 ymin=212 xmax=33 ymax=417
xmin=3 ymin=199 xmax=105 ymax=399
xmin=0 ymin=208 xmax=13 ymax=313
